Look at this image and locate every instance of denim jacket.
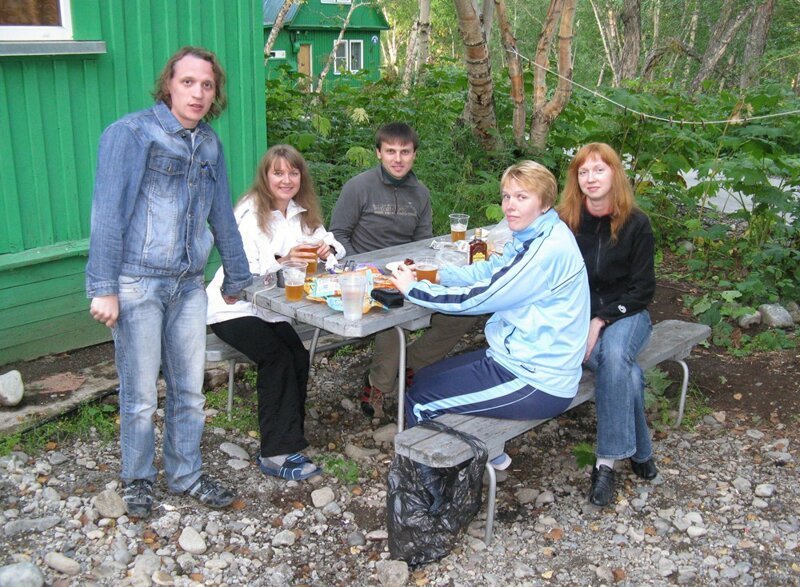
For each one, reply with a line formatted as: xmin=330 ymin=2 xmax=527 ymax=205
xmin=86 ymin=102 xmax=251 ymax=297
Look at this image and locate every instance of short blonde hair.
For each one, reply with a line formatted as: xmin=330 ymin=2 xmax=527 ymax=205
xmin=500 ymin=160 xmax=558 ymax=209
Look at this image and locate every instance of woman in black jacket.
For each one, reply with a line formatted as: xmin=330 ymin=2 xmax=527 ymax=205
xmin=558 ymin=143 xmax=658 ymax=507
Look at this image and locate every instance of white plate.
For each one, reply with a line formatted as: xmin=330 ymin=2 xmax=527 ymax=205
xmin=385 ymin=261 xmax=402 ymax=273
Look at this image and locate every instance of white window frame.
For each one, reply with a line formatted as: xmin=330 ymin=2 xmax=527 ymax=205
xmin=333 ymin=40 xmax=347 ymax=75
xmin=0 ymin=0 xmax=73 ymax=41
xmin=333 ymin=39 xmax=363 ymax=75
xmin=349 ymin=39 xmax=363 ymax=72
xmin=269 ymin=49 xmax=287 ymax=59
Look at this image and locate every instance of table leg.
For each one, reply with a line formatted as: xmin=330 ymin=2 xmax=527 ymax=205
xmin=395 ymin=325 xmax=407 ymax=432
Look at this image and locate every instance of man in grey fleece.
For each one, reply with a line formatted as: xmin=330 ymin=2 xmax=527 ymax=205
xmin=329 ymin=122 xmax=478 ymax=418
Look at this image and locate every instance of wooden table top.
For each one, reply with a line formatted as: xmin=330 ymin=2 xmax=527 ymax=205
xmin=244 ymin=233 xmax=476 ymax=338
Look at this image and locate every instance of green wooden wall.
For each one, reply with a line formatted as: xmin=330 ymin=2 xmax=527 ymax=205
xmin=0 ymin=0 xmax=267 ymax=365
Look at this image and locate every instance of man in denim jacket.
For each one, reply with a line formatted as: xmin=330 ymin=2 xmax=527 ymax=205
xmin=86 ymin=46 xmax=252 ymax=518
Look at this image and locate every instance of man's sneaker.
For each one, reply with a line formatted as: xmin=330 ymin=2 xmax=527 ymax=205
xmin=123 ymin=479 xmax=154 ymax=518
xmin=359 ymin=374 xmax=385 ymax=418
xmin=184 ymin=474 xmax=235 ymax=509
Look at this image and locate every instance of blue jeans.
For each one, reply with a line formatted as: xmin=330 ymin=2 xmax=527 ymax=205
xmin=585 ymin=310 xmax=653 ymax=462
xmin=113 ymin=274 xmax=207 ymax=492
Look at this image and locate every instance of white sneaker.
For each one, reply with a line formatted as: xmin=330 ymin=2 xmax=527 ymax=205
xmin=489 ymin=452 xmax=512 ymax=470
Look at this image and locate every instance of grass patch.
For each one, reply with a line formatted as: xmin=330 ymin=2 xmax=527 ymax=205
xmin=317 ymin=453 xmax=360 ymax=485
xmin=204 ymin=386 xmax=259 ymax=434
xmin=0 ymin=401 xmax=118 ymax=457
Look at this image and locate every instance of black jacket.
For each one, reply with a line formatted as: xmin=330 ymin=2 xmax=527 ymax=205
xmin=575 ymin=207 xmax=655 ymax=324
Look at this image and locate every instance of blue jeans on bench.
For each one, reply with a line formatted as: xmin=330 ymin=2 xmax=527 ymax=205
xmin=585 ymin=310 xmax=653 ymax=462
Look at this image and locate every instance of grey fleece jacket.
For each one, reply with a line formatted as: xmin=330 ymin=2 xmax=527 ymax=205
xmin=329 ymin=165 xmax=433 ymax=255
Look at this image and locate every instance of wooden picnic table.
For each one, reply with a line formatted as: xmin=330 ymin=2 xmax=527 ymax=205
xmin=244 ymin=231 xmax=479 ymax=431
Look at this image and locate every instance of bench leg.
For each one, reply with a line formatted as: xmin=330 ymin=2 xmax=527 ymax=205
xmin=483 ymin=462 xmax=496 ymax=546
xmin=673 ymin=359 xmax=690 ymax=428
xmin=395 ymin=325 xmax=408 ymax=433
xmin=309 ymin=327 xmax=321 ymax=366
xmin=226 ymin=358 xmax=236 ymax=420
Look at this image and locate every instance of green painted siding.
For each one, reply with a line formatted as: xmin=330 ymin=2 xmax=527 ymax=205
xmin=0 ymin=0 xmax=266 ymax=365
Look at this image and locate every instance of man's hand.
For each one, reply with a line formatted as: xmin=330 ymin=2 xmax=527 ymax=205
xmin=223 ymin=294 xmax=240 ymax=305
xmin=90 ymin=295 xmax=120 ymax=329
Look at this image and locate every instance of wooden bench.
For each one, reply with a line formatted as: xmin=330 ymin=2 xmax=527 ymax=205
xmin=393 ymin=319 xmax=711 ymax=545
xmin=206 ymin=323 xmax=355 ymax=419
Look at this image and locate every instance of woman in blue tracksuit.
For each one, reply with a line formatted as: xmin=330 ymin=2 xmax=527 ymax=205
xmin=391 ymin=160 xmax=590 ymax=468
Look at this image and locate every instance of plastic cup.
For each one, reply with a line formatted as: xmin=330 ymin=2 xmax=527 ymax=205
xmin=415 ymin=257 xmax=439 ymax=282
xmin=449 ymin=213 xmax=469 ymax=242
xmin=339 ymin=272 xmax=366 ymax=321
xmin=281 ymin=261 xmax=307 ymax=301
xmin=298 ymin=238 xmax=321 ymax=275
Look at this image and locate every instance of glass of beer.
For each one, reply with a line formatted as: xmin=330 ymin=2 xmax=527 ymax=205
xmin=449 ymin=213 xmax=469 ymax=242
xmin=280 ymin=261 xmax=307 ymax=302
xmin=298 ymin=238 xmax=321 ymax=275
xmin=415 ymin=257 xmax=439 ymax=283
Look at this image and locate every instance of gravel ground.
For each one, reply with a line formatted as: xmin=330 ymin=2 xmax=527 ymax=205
xmin=1 ymin=330 xmax=798 ymax=587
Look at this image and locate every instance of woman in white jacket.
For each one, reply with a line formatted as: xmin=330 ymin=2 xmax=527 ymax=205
xmin=207 ymin=145 xmax=344 ymax=481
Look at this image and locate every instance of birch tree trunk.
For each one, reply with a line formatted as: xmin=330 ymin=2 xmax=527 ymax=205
xmin=416 ymin=0 xmax=432 ymax=77
xmin=530 ymin=0 xmax=576 ymax=150
xmin=453 ymin=0 xmax=499 ymax=149
xmin=620 ymin=0 xmax=641 ymax=80
xmin=495 ymin=0 xmax=525 ymax=146
xmin=679 ymin=1 xmax=700 ymax=85
xmin=400 ymin=20 xmax=419 ymax=93
xmin=589 ymin=0 xmax=621 ymax=86
xmin=739 ymin=0 xmax=775 ymax=89
xmin=315 ymin=1 xmax=360 ymax=95
xmin=382 ymin=27 xmax=399 ymax=78
xmin=689 ymin=0 xmax=754 ymax=93
xmin=264 ymin=0 xmax=297 ymax=63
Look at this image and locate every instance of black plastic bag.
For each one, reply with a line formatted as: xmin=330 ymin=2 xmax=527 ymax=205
xmin=387 ymin=419 xmax=488 ymax=566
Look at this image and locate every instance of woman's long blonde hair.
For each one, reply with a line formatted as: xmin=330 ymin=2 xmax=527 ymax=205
xmin=239 ymin=144 xmax=323 ymax=237
xmin=557 ymin=143 xmax=637 ymax=243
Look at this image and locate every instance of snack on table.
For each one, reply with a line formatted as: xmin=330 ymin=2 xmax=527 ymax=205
xmin=403 ymin=258 xmax=415 ymax=266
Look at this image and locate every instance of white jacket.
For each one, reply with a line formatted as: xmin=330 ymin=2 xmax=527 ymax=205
xmin=206 ymin=196 xmax=345 ymax=325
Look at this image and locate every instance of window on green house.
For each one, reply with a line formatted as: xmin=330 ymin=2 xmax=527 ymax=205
xmin=349 ymin=40 xmax=362 ymax=71
xmin=333 ymin=39 xmax=362 ymax=75
xmin=269 ymin=50 xmax=287 ymax=59
xmin=0 ymin=0 xmax=72 ymax=40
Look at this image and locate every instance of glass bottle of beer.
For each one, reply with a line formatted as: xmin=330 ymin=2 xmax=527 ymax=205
xmin=469 ymin=228 xmax=488 ymax=264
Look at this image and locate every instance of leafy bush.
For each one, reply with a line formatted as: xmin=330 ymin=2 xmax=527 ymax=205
xmin=267 ymin=68 xmax=799 ymax=349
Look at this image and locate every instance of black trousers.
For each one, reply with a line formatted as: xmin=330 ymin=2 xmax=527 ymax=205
xmin=210 ymin=317 xmax=309 ymax=458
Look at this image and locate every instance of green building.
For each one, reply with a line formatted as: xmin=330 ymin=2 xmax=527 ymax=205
xmin=263 ymin=0 xmax=389 ymax=88
xmin=0 ymin=0 xmax=267 ymax=364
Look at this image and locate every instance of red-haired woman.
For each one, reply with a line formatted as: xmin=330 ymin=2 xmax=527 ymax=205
xmin=558 ymin=143 xmax=658 ymax=507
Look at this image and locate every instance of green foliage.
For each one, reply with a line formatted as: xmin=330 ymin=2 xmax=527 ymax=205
xmin=571 ymin=442 xmax=595 ymax=469
xmin=205 ymin=387 xmax=259 ymax=433
xmin=267 ymin=65 xmax=799 ymax=356
xmin=0 ymin=401 xmax=118 ymax=457
xmin=317 ymin=453 xmax=360 ymax=485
